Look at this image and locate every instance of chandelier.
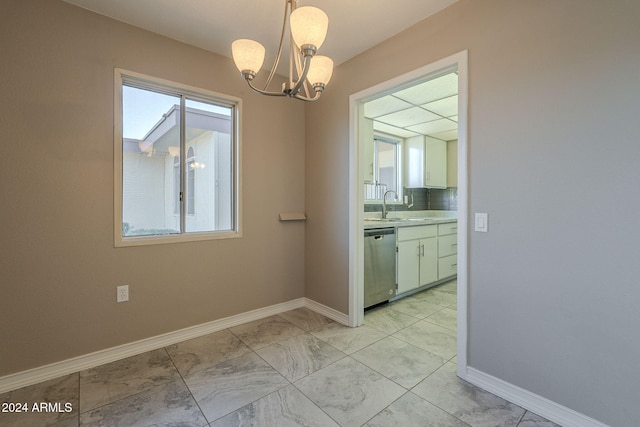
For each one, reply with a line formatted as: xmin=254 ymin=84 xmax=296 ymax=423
xmin=231 ymin=0 xmax=333 ymax=102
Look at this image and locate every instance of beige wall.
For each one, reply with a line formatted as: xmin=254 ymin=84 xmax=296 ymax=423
xmin=305 ymin=1 xmax=640 ymax=425
xmin=0 ymin=0 xmax=305 ymax=376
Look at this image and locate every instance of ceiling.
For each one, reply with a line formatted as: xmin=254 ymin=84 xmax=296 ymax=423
xmin=364 ymin=72 xmax=458 ymax=142
xmin=63 ymin=0 xmax=458 ymax=76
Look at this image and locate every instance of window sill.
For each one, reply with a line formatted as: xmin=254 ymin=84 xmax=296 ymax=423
xmin=115 ymin=230 xmax=241 ymax=247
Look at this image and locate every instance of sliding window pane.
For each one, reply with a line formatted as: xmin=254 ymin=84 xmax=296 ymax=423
xmin=121 ymin=85 xmax=181 ymax=237
xmin=184 ymin=98 xmax=233 ymax=233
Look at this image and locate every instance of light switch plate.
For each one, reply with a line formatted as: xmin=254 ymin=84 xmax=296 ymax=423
xmin=475 ymin=213 xmax=488 ymax=232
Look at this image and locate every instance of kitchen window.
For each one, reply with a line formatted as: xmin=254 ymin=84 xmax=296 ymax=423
xmin=365 ymin=136 xmax=402 ymax=201
xmin=114 ymin=69 xmax=241 ymax=246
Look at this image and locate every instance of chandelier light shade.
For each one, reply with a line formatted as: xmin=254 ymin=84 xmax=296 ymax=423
xmin=231 ymin=39 xmax=266 ymax=76
xmin=306 ymin=55 xmax=334 ymax=88
xmin=231 ymin=0 xmax=333 ymax=102
xmin=289 ymin=6 xmax=328 ymax=50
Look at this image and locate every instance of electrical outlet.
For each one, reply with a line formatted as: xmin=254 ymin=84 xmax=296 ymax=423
xmin=117 ymin=285 xmax=129 ymax=303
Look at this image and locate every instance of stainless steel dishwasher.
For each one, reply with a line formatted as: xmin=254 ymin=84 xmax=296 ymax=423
xmin=364 ymin=227 xmax=396 ymax=309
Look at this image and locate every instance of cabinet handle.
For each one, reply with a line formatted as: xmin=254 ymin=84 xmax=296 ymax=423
xmin=451 ymin=243 xmax=457 ymax=246
xmin=420 ymin=244 xmax=425 ymax=256
xmin=452 ymin=263 xmax=458 ymax=267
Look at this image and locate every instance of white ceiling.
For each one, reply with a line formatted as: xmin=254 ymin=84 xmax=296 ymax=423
xmin=364 ymin=72 xmax=458 ymax=141
xmin=63 ymin=0 xmax=458 ymax=76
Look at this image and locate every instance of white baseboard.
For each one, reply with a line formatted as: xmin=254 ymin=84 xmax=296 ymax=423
xmin=304 ymin=297 xmax=350 ymax=325
xmin=0 ymin=297 xmax=308 ymax=394
xmin=465 ymin=367 xmax=609 ymax=427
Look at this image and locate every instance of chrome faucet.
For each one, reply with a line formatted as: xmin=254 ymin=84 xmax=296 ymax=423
xmin=382 ymin=190 xmax=398 ymax=219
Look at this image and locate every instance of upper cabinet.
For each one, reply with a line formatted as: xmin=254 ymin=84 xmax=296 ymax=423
xmin=404 ymin=135 xmax=447 ymax=188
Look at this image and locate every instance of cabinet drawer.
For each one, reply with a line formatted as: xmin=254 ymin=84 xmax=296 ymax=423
xmin=397 ymin=225 xmax=437 ymax=241
xmin=438 ymin=222 xmax=458 ymax=236
xmin=438 ymin=234 xmax=458 ymax=257
xmin=438 ymin=254 xmax=457 ymax=280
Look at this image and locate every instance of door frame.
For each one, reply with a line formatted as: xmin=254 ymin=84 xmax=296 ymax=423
xmin=348 ymin=50 xmax=469 ymax=378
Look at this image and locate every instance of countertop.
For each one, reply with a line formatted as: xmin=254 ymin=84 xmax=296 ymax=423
xmin=363 ymin=211 xmax=457 ymax=229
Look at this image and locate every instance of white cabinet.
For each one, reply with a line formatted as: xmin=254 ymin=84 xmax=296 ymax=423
xmin=437 ymin=222 xmax=458 ymax=280
xmin=396 ymin=225 xmax=438 ymax=294
xmin=404 ymin=135 xmax=447 ymax=188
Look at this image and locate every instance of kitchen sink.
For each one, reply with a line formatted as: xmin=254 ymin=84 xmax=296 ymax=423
xmin=364 ymin=217 xmax=432 ymax=222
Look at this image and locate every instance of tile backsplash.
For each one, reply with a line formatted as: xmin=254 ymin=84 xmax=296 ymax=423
xmin=365 ymin=187 xmax=458 ymax=213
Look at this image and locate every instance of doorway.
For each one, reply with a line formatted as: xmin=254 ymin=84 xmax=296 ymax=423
xmin=348 ymin=51 xmax=468 ymax=378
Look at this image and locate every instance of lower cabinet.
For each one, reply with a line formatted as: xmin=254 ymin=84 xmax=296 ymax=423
xmin=396 ymin=225 xmax=438 ymax=294
xmin=396 ymin=221 xmax=458 ymax=295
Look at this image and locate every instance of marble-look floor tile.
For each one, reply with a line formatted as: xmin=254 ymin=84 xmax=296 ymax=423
xmin=517 ymin=411 xmax=562 ymax=427
xmin=388 ymin=297 xmax=444 ymax=319
xmin=211 ymin=385 xmax=339 ymax=427
xmin=79 ymin=349 xmax=180 ymax=413
xmin=435 ymin=279 xmax=458 ymax=295
xmin=166 ymin=329 xmax=252 ymax=377
xmin=256 ymin=333 xmax=345 ymax=382
xmin=352 ymin=336 xmax=445 ymax=389
xmin=294 ymin=357 xmax=405 ymax=427
xmin=229 ymin=315 xmax=305 ymax=350
xmin=79 ymin=380 xmax=207 ymax=427
xmin=0 ymin=373 xmax=79 ymax=427
xmin=183 ymin=351 xmax=289 ymax=422
xmin=393 ymin=319 xmax=457 ymax=360
xmin=364 ymin=305 xmax=420 ymax=334
xmin=412 ymin=363 xmax=525 ymax=427
xmin=424 ymin=307 xmax=457 ymax=332
xmin=309 ymin=322 xmax=387 ymax=354
xmin=277 ymin=307 xmax=335 ymax=331
xmin=414 ymin=288 xmax=457 ymax=307
xmin=364 ymin=391 xmax=470 ymax=427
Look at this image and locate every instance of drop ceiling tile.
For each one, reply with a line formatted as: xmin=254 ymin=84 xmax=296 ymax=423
xmin=376 ymin=106 xmax=441 ymax=128
xmin=393 ymin=73 xmax=458 ymax=105
xmin=364 ymin=95 xmax=412 ymax=118
xmin=428 ymin=129 xmax=458 ymax=141
xmin=373 ymin=121 xmax=420 ymax=138
xmin=422 ymin=95 xmax=458 ymax=117
xmin=406 ymin=118 xmax=457 ymax=135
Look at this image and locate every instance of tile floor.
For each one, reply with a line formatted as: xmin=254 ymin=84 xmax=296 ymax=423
xmin=0 ymin=279 xmax=561 ymax=426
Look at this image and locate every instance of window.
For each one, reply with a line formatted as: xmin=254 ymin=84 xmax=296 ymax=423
xmin=115 ymin=69 xmax=241 ymax=246
xmin=365 ymin=136 xmax=402 ymax=201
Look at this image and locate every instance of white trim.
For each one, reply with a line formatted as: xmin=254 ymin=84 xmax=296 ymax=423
xmin=304 ymin=298 xmax=350 ymax=325
xmin=0 ymin=298 xmax=306 ymax=394
xmin=347 ymin=52 xmax=469 ymax=373
xmin=466 ymin=367 xmax=609 ymax=427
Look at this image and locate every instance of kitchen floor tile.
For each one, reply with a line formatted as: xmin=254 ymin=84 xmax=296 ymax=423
xmin=256 ymin=333 xmax=345 ymax=382
xmin=351 ymin=336 xmax=445 ymax=389
xmin=309 ymin=322 xmax=387 ymax=354
xmin=393 ymin=319 xmax=457 ymax=360
xmin=364 ymin=391 xmax=471 ymax=427
xmin=229 ymin=315 xmax=305 ymax=350
xmin=181 ymin=351 xmax=289 ymax=422
xmin=166 ymin=329 xmax=252 ymax=377
xmin=210 ymin=385 xmax=339 ymax=427
xmin=364 ymin=304 xmax=420 ymax=334
xmin=414 ymin=288 xmax=458 ymax=307
xmin=294 ymin=357 xmax=405 ymax=427
xmin=423 ymin=307 xmax=457 ymax=332
xmin=0 ymin=373 xmax=79 ymax=427
xmin=278 ymin=307 xmax=335 ymax=331
xmin=412 ymin=362 xmax=526 ymax=427
xmin=79 ymin=380 xmax=207 ymax=427
xmin=79 ymin=349 xmax=180 ymax=413
xmin=388 ymin=296 xmax=444 ymax=319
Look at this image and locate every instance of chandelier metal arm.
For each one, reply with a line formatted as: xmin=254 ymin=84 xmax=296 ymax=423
xmin=245 ymin=77 xmax=287 ymax=97
xmin=263 ymin=0 xmax=291 ymax=91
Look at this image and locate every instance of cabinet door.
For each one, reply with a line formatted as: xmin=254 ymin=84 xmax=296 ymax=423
xmin=425 ymin=137 xmax=447 ymax=188
xmin=419 ymin=237 xmax=438 ymax=286
xmin=397 ymin=240 xmax=420 ymax=294
xmin=438 ymin=254 xmax=458 ymax=280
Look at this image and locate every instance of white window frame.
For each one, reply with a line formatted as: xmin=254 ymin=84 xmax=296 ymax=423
xmin=114 ymin=68 xmax=242 ymax=247
xmin=365 ymin=134 xmax=403 ymax=203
